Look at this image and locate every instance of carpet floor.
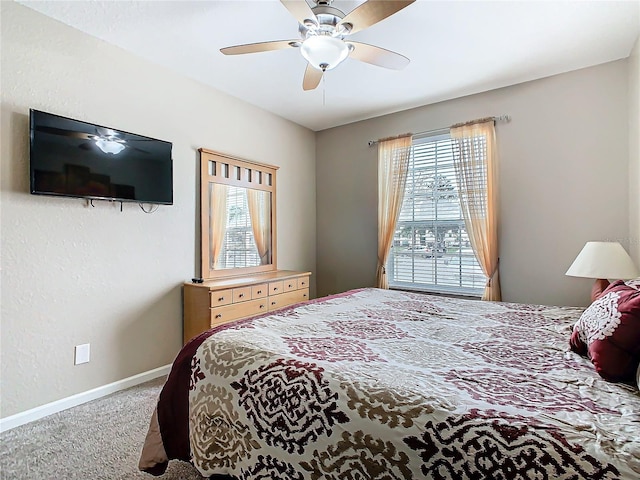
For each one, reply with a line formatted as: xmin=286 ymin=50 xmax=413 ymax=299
xmin=0 ymin=376 xmax=205 ymax=480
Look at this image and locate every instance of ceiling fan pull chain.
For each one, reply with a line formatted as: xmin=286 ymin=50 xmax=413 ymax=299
xmin=323 ymin=73 xmax=326 ymax=107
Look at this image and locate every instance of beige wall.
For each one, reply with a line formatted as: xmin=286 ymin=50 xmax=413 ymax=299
xmin=317 ymin=60 xmax=629 ymax=307
xmin=629 ymin=34 xmax=640 ymax=266
xmin=0 ymin=3 xmax=316 ymax=418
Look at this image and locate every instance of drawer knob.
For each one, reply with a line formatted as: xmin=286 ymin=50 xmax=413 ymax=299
xmin=271 ymin=301 xmax=276 ymax=305
xmin=303 ymin=294 xmax=307 ymax=298
xmin=257 ymin=290 xmax=262 ymax=294
xmin=239 ymin=293 xmax=244 ymax=298
xmin=288 ymin=284 xmax=293 ymax=288
xmin=215 ymin=314 xmax=222 ymax=319
xmin=218 ymin=297 xmax=225 ymax=302
xmin=273 ymin=287 xmax=278 ymax=291
xmin=260 ymin=304 xmax=265 ymax=309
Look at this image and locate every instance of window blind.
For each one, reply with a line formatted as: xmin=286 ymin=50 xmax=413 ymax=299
xmin=387 ymin=134 xmax=487 ymax=295
xmin=219 ymin=186 xmax=260 ymax=269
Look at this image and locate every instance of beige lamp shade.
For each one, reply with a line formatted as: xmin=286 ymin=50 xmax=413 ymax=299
xmin=565 ymin=241 xmax=640 ymax=279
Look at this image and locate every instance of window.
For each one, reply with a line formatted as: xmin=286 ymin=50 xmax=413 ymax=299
xmin=386 ymin=133 xmax=487 ymax=295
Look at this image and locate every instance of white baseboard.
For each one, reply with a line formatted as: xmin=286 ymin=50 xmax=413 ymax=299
xmin=0 ymin=364 xmax=171 ymax=433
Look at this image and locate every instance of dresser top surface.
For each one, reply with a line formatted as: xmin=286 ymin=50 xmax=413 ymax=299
xmin=185 ymin=270 xmax=311 ymax=290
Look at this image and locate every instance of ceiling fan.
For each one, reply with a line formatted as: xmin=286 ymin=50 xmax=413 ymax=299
xmin=36 ymin=126 xmax=148 ymax=155
xmin=220 ymin=0 xmax=416 ymax=91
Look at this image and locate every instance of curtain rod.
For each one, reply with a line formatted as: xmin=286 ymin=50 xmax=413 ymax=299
xmin=367 ymin=114 xmax=511 ymax=147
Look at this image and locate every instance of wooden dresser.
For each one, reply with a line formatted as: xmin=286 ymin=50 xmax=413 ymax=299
xmin=183 ymin=270 xmax=311 ymax=344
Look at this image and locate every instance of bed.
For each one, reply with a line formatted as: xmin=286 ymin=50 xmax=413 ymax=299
xmin=139 ymin=287 xmax=640 ymax=479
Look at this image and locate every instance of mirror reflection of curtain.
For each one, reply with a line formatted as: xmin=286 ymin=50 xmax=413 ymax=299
xmin=209 ymin=183 xmax=229 ymax=269
xmin=247 ymin=189 xmax=271 ymax=265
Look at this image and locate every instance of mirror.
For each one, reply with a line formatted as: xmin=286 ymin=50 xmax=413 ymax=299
xmin=199 ymin=149 xmax=278 ymax=279
xmin=209 ymin=185 xmax=272 ymax=270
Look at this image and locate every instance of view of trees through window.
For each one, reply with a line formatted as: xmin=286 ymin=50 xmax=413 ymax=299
xmin=387 ymin=134 xmax=487 ymax=295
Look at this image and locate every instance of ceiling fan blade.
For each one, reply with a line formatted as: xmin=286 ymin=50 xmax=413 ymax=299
xmin=303 ymin=64 xmax=323 ymax=91
xmin=129 ymin=146 xmax=149 ymax=154
xmin=221 ymin=40 xmax=299 ymax=55
xmin=347 ymin=41 xmax=410 ymax=70
xmin=339 ymin=0 xmax=415 ymax=35
xmin=35 ymin=126 xmax=93 ymax=140
xmin=280 ymin=0 xmax=318 ymax=27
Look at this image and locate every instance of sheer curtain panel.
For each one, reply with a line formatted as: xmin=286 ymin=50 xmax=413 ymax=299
xmin=450 ymin=119 xmax=501 ymax=301
xmin=247 ymin=188 xmax=271 ymax=265
xmin=209 ymin=183 xmax=229 ymax=269
xmin=377 ymin=134 xmax=413 ymax=288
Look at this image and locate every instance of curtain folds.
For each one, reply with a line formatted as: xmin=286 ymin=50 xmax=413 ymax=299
xmin=209 ymin=183 xmax=229 ymax=269
xmin=247 ymin=189 xmax=271 ymax=265
xmin=377 ymin=134 xmax=413 ymax=289
xmin=450 ymin=120 xmax=501 ymax=301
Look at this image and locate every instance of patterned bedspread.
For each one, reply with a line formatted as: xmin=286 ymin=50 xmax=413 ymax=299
xmin=140 ymin=288 xmax=640 ymax=479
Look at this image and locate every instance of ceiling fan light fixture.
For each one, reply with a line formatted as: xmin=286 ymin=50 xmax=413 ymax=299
xmin=95 ymin=139 xmax=125 ymax=155
xmin=300 ymin=35 xmax=349 ymax=71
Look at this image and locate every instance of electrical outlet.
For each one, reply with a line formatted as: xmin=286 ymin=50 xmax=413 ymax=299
xmin=74 ymin=344 xmax=90 ymax=365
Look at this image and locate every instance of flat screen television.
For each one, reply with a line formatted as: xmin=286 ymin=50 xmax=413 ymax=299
xmin=30 ymin=109 xmax=173 ymax=205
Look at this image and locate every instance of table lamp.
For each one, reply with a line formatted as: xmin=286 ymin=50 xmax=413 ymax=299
xmin=566 ymin=241 xmax=640 ymax=301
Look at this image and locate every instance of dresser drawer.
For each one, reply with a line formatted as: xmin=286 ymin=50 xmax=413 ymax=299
xmin=268 ymin=288 xmax=309 ymax=312
xmin=283 ymin=278 xmax=298 ymax=292
xmin=210 ymin=289 xmax=233 ymax=307
xmin=210 ymin=298 xmax=268 ymax=326
xmin=233 ymin=286 xmax=252 ymax=303
xmin=269 ymin=280 xmax=284 ymax=295
xmin=297 ymin=276 xmax=309 ymax=289
xmin=251 ymin=283 xmax=268 ymax=299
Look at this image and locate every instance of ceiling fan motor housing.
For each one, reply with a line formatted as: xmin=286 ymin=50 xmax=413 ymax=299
xmin=299 ymin=4 xmax=351 ymax=39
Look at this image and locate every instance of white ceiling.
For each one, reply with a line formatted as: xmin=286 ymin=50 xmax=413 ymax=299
xmin=18 ymin=0 xmax=640 ymax=131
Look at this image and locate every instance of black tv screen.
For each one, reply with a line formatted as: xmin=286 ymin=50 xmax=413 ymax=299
xmin=30 ymin=109 xmax=173 ymax=205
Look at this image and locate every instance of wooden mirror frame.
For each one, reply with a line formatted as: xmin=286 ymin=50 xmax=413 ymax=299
xmin=199 ymin=148 xmax=278 ymax=279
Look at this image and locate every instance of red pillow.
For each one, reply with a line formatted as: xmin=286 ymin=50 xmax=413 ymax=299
xmin=570 ymin=280 xmax=640 ymax=382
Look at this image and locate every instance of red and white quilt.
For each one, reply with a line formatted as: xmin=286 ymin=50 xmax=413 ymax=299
xmin=141 ymin=288 xmax=640 ymax=479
